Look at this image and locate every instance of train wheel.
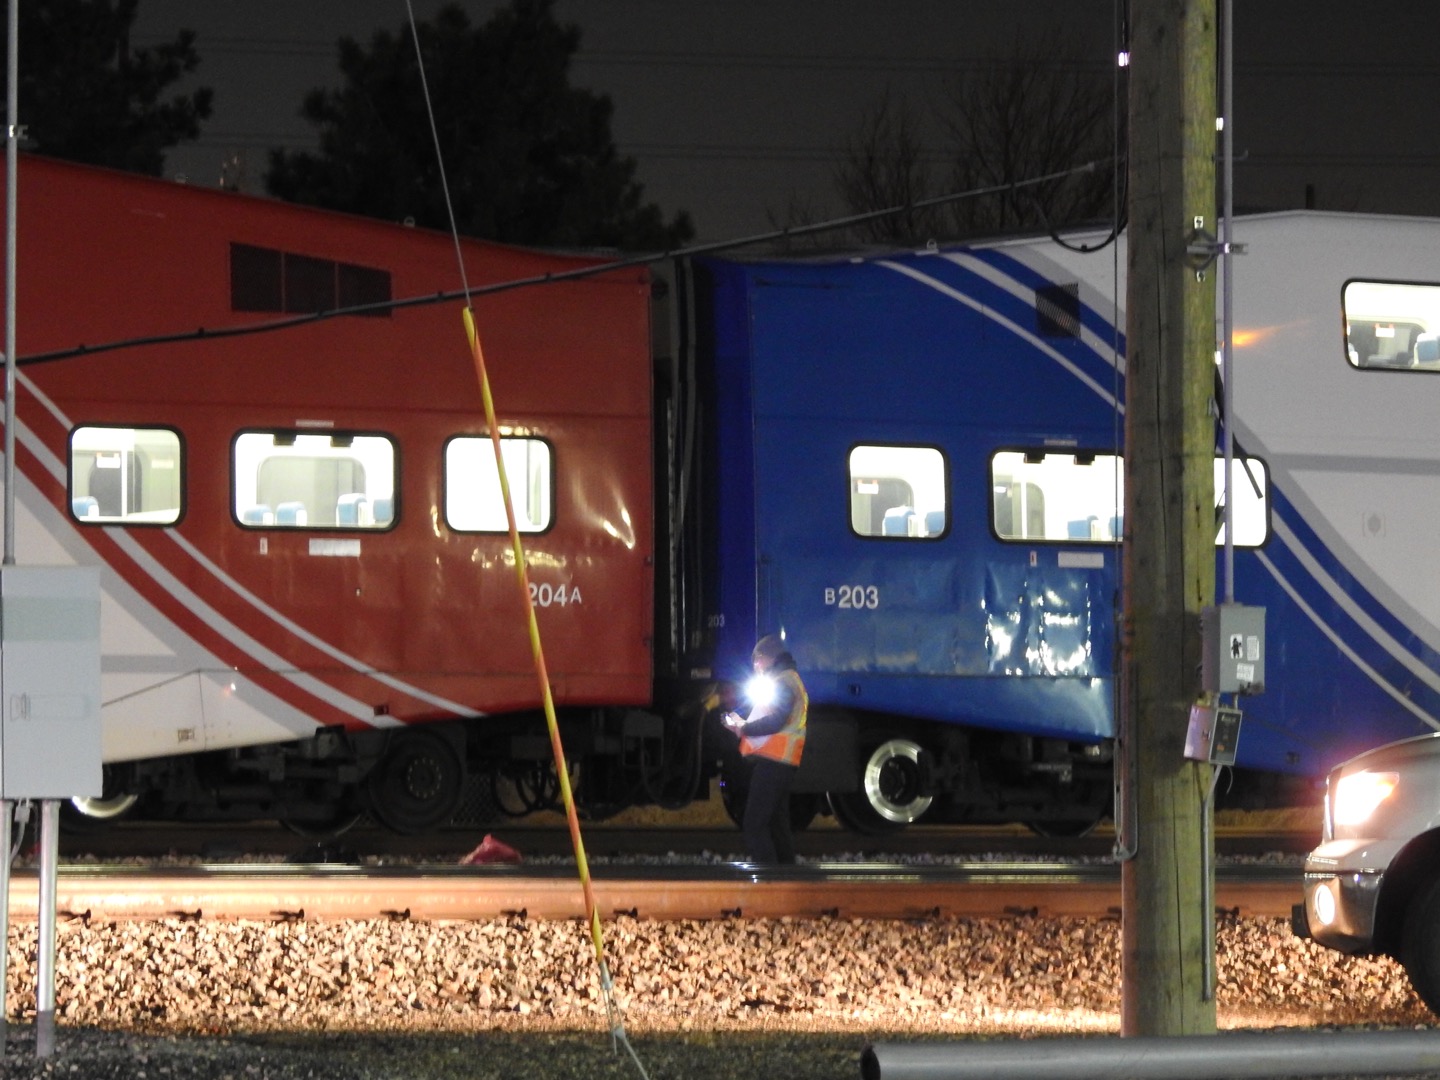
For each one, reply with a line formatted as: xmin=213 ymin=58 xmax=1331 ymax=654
xmin=280 ymin=807 xmax=364 ymax=840
xmin=1027 ymin=814 xmax=1105 ymax=839
xmin=61 ymin=765 xmax=140 ymax=832
xmin=827 ymin=736 xmax=934 ymax=835
xmin=364 ymin=729 xmax=465 ymax=835
xmin=1026 ymin=790 xmax=1112 ymax=838
xmin=61 ymin=792 xmax=139 ymax=832
xmin=1401 ymin=872 xmax=1440 ymax=1016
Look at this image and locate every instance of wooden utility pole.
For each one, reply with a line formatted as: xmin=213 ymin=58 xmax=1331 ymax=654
xmin=1120 ymin=0 xmax=1218 ymax=1036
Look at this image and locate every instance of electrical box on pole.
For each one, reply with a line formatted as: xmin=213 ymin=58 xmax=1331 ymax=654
xmin=0 ymin=565 xmax=102 ymax=799
xmin=1186 ymin=603 xmax=1264 ymax=766
xmin=1201 ymin=602 xmax=1265 ymax=695
xmin=1184 ymin=701 xmax=1243 ymax=766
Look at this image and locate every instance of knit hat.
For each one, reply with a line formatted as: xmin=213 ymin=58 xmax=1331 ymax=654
xmin=752 ymin=634 xmax=787 ymax=665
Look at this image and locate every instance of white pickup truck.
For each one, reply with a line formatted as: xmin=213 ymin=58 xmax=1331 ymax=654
xmin=1292 ymin=732 xmax=1440 ymax=1015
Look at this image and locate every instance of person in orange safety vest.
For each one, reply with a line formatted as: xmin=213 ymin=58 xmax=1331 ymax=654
xmin=722 ymin=633 xmax=808 ymax=864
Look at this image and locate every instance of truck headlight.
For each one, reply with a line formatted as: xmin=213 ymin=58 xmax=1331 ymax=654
xmin=1332 ymin=770 xmax=1398 ymax=827
xmin=1313 ymin=881 xmax=1338 ymax=927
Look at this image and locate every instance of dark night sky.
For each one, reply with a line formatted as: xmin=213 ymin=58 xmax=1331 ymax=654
xmin=127 ymin=0 xmax=1440 ymax=243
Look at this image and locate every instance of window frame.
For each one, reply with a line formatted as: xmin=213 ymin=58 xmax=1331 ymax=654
xmin=229 ymin=242 xmax=392 ymax=319
xmin=231 ymin=427 xmax=399 ymax=531
xmin=68 ymin=423 xmax=185 ymax=527
xmin=848 ymin=442 xmax=950 ymax=541
xmin=989 ymin=447 xmax=1270 ymax=548
xmin=443 ymin=433 xmax=557 ymax=535
xmin=1342 ymin=278 xmax=1440 ymax=372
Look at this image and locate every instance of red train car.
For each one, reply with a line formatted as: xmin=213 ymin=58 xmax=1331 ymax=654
xmin=6 ymin=155 xmax=667 ymax=833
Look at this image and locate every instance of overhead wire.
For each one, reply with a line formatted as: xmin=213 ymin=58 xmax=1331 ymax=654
xmin=1108 ymin=0 xmax=1136 ymax=866
xmin=400 ymin=3 xmax=648 ymax=1077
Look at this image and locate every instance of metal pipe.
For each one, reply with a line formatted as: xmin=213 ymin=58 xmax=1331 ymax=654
xmin=35 ymin=800 xmax=58 ymax=1057
xmin=1200 ymin=774 xmax=1215 ymax=1000
xmin=0 ymin=802 xmax=10 ymax=1058
xmin=0 ymin=0 xmax=17 ymax=1059
xmin=862 ymin=1029 xmax=1440 ymax=1080
xmin=4 ymin=0 xmax=16 ymax=567
xmin=1200 ymin=0 xmax=1238 ymax=1008
xmin=1220 ymin=0 xmax=1236 ymax=601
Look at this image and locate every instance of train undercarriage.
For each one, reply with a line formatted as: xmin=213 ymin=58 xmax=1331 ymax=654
xmin=62 ymin=702 xmax=1130 ymax=841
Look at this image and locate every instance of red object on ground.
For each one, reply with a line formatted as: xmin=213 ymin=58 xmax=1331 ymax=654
xmin=460 ymin=834 xmax=523 ymax=865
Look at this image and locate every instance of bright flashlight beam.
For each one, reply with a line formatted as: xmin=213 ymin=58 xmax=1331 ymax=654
xmin=746 ymin=674 xmax=776 ymax=710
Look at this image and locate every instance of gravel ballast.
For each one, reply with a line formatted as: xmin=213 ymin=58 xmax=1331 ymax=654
xmin=0 ymin=912 xmax=1432 ymax=1078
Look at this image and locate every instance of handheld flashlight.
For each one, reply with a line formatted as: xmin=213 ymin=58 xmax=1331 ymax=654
xmin=745 ymin=673 xmax=777 ymax=710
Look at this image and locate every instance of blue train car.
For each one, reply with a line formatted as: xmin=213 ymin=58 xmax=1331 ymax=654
xmin=691 ymin=212 xmax=1440 ymax=833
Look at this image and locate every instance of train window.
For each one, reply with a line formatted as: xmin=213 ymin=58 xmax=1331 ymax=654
xmin=1216 ymin=456 xmax=1269 ymax=547
xmin=230 ymin=243 xmax=392 ymax=318
xmin=69 ymin=426 xmax=182 ymax=525
xmin=994 ymin=451 xmax=1120 ymax=542
xmin=993 ymin=473 xmax=1048 ymax=539
xmin=849 ymin=445 xmax=947 ymax=539
xmin=1343 ymin=280 xmax=1440 ymax=370
xmin=232 ymin=431 xmax=396 ymax=529
xmin=990 ymin=450 xmax=1268 ymax=547
xmin=444 ymin=436 xmax=553 ymax=533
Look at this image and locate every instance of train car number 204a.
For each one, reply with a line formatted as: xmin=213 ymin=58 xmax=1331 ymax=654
xmin=826 ymin=585 xmax=880 ymax=609
xmin=530 ymin=582 xmax=582 ymax=607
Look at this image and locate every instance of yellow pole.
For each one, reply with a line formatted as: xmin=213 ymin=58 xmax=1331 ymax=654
xmin=462 ymin=308 xmax=605 ymax=967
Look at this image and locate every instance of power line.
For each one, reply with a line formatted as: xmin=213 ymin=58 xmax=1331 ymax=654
xmin=576 ymin=50 xmax=1103 ymax=75
xmin=183 ymin=126 xmax=1440 ymax=171
xmin=139 ymin=34 xmax=1088 ymax=74
xmin=136 ymin=33 xmax=1440 ymax=80
xmin=182 ymin=132 xmax=858 ymax=165
xmin=1240 ymin=152 xmax=1440 ymax=170
xmin=129 ymin=35 xmax=336 ymax=60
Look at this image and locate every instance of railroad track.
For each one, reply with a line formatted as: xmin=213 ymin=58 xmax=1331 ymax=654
xmin=59 ymin=819 xmax=1319 ymax=862
xmin=7 ymin=861 xmax=1301 ymax=922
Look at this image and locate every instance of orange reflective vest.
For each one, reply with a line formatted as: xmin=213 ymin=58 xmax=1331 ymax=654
xmin=740 ymin=668 xmax=808 ymax=766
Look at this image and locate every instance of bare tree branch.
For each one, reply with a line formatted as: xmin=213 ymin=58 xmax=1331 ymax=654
xmin=942 ymin=31 xmax=1121 ymax=238
xmin=832 ymin=90 xmax=944 ymax=245
xmin=830 ymin=31 xmax=1122 ymax=244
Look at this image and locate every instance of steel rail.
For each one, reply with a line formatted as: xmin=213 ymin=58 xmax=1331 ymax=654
xmin=4 ymin=863 xmax=1300 ymax=923
xmin=64 ymin=821 xmax=1319 ymax=861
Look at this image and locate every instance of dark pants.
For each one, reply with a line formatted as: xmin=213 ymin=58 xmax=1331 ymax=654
xmin=742 ymin=756 xmax=799 ymax=864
